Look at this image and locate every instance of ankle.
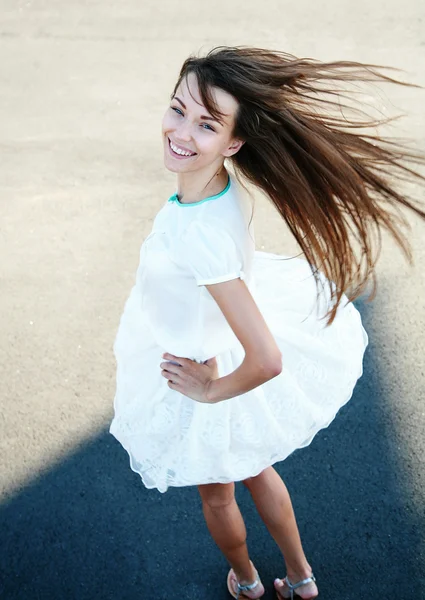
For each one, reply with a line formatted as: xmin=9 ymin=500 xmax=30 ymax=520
xmin=234 ymin=563 xmax=257 ymax=585
xmin=286 ymin=564 xmax=314 ymax=582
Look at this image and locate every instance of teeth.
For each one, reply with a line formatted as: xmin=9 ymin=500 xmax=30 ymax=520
xmin=170 ymin=140 xmax=194 ymax=157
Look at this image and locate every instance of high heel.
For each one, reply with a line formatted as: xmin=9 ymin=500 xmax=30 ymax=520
xmin=274 ymin=573 xmax=317 ymax=600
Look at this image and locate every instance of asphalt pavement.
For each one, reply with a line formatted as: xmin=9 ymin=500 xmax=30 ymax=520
xmin=1 ymin=1 xmax=424 ymax=598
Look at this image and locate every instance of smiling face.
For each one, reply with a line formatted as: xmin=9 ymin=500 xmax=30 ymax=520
xmin=161 ymin=71 xmax=244 ymax=174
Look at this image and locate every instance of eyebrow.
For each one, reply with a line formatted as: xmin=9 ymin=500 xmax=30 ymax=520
xmin=173 ymin=96 xmax=224 ymax=125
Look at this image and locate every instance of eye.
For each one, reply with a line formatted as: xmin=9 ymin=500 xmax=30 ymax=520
xmin=171 ymin=106 xmax=183 ymax=116
xmin=201 ymin=123 xmax=215 ymax=132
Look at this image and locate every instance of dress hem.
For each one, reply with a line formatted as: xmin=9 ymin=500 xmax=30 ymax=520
xmin=109 ymin=342 xmax=365 ymax=493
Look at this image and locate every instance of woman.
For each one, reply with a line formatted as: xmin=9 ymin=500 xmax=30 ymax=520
xmin=110 ymin=46 xmax=425 ymax=599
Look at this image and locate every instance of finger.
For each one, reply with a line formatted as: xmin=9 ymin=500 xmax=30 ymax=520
xmin=167 ymin=360 xmax=183 ymax=367
xmin=163 ymin=353 xmax=190 ymax=367
xmin=167 ymin=380 xmax=181 ymax=391
xmin=161 ymin=368 xmax=182 ymax=382
xmin=163 ymin=352 xmax=178 ymax=360
xmin=161 ymin=362 xmax=183 ymax=375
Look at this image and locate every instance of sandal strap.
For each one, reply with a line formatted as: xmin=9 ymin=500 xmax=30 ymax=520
xmin=284 ymin=573 xmax=316 ymax=590
xmin=236 ymin=576 xmax=260 ymax=599
xmin=238 ymin=578 xmax=260 ymax=592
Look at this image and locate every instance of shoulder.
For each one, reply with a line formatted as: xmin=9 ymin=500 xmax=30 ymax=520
xmin=170 ymin=216 xmax=245 ymax=286
xmin=206 ymin=175 xmax=251 ymax=222
xmin=184 ymin=182 xmax=251 ymax=241
xmin=180 ymin=217 xmax=241 ymax=255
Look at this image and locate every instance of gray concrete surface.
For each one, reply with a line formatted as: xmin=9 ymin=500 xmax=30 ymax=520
xmin=1 ymin=1 xmax=424 ymax=598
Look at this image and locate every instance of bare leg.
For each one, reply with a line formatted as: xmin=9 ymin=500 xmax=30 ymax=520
xmin=243 ymin=466 xmax=318 ymax=598
xmin=197 ymin=481 xmax=265 ymax=598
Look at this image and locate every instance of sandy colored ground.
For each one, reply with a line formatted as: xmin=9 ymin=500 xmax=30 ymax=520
xmin=1 ymin=1 xmax=424 ymax=598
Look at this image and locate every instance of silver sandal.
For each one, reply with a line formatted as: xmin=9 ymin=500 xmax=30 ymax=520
xmin=276 ymin=573 xmax=317 ymax=599
xmin=235 ymin=578 xmax=261 ymax=600
xmin=227 ymin=561 xmax=264 ymax=599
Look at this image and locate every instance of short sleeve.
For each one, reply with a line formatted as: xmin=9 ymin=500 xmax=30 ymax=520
xmin=177 ymin=220 xmax=246 ymax=286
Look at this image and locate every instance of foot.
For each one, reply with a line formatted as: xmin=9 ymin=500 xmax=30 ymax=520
xmin=274 ymin=571 xmax=318 ymax=599
xmin=227 ymin=562 xmax=265 ymax=599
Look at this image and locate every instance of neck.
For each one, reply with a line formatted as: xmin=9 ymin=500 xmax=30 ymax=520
xmin=176 ymin=164 xmax=229 ymax=204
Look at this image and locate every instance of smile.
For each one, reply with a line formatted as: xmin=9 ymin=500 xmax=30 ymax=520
xmin=168 ymin=137 xmax=197 ymax=158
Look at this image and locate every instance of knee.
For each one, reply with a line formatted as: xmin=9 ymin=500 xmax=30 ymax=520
xmin=198 ymin=482 xmax=235 ymax=510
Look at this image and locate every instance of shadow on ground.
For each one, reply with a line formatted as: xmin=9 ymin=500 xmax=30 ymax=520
xmin=0 ymin=299 xmax=423 ymax=599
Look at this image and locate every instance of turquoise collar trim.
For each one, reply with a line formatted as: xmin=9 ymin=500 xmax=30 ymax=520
xmin=168 ymin=176 xmax=231 ymax=207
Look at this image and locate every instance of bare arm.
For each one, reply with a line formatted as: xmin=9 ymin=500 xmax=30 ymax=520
xmin=204 ymin=277 xmax=283 ymax=403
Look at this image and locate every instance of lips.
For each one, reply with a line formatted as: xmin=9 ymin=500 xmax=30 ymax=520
xmin=168 ymin=137 xmax=197 ymax=159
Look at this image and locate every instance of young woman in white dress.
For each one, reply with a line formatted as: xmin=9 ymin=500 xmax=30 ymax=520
xmin=110 ymin=47 xmax=425 ymax=599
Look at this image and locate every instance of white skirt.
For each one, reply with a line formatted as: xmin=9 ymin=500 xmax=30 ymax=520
xmin=110 ymin=251 xmax=369 ymax=493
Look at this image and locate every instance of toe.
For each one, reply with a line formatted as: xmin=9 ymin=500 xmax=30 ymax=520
xmin=274 ymin=578 xmax=286 ymax=598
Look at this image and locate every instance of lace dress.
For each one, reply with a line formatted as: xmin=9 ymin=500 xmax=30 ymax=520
xmin=109 ymin=172 xmax=369 ymax=493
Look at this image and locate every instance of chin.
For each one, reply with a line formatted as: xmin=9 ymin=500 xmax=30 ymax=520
xmin=163 ymin=162 xmax=181 ymax=174
xmin=163 ymin=154 xmax=190 ymax=173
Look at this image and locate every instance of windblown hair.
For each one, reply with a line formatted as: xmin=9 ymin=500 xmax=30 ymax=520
xmin=172 ymin=46 xmax=425 ymax=325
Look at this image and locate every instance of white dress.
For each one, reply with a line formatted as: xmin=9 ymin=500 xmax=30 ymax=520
xmin=110 ymin=172 xmax=369 ymax=493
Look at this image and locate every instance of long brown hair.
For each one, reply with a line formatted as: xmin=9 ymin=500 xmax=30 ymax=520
xmin=171 ymin=46 xmax=425 ymax=325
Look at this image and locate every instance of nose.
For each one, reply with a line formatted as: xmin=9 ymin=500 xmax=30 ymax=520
xmin=174 ymin=120 xmax=192 ymax=142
